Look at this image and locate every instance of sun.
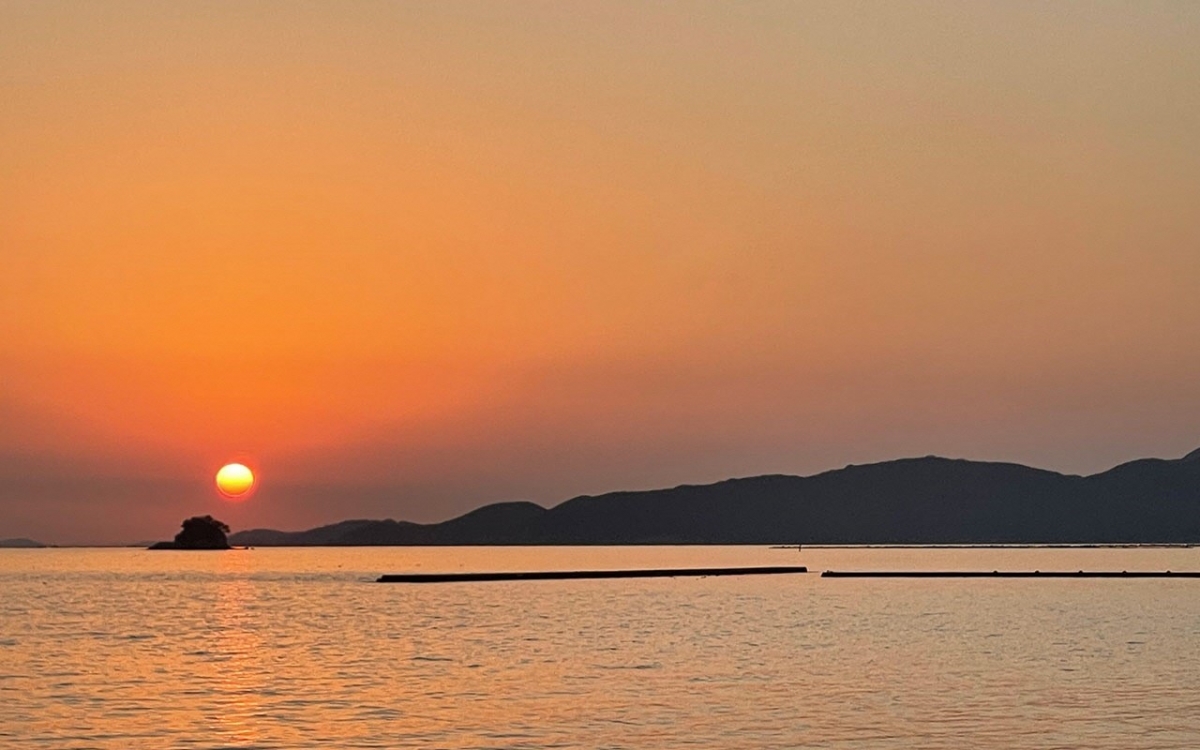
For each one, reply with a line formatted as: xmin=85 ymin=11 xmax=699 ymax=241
xmin=216 ymin=463 xmax=255 ymax=499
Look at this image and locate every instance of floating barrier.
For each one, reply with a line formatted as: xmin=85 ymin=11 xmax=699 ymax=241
xmin=378 ymin=565 xmax=808 ymax=583
xmin=821 ymin=570 xmax=1200 ymax=578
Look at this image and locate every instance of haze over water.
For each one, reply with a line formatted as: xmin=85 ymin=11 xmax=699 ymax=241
xmin=4 ymin=546 xmax=1200 ymax=749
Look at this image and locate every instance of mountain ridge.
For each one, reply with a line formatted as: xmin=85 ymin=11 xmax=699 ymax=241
xmin=0 ymin=538 xmax=46 ymax=548
xmin=228 ymin=450 xmax=1200 ymax=546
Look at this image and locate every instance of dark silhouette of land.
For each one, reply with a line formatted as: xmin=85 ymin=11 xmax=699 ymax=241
xmin=150 ymin=515 xmax=232 ymax=550
xmin=229 ymin=448 xmax=1200 ymax=546
xmin=0 ymin=538 xmax=46 ymax=548
xmin=822 ymin=571 xmax=1200 ymax=578
xmin=378 ymin=565 xmax=808 ymax=583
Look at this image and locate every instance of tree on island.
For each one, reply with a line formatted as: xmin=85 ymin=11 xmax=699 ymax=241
xmin=150 ymin=515 xmax=232 ymax=550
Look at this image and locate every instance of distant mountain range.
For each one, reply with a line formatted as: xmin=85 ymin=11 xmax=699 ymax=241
xmin=0 ymin=538 xmax=47 ymax=548
xmin=228 ymin=449 xmax=1200 ymax=546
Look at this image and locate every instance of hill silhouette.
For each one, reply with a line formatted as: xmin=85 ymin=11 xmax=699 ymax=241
xmin=228 ymin=450 xmax=1200 ymax=546
xmin=0 ymin=537 xmax=46 ymax=548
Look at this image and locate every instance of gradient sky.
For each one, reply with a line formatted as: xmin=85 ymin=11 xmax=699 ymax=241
xmin=3 ymin=1 xmax=1199 ymax=544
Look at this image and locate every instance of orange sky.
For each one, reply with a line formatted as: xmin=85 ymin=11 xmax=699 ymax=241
xmin=3 ymin=2 xmax=1199 ymax=544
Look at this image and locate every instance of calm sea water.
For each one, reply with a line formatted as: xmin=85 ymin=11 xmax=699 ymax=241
xmin=3 ymin=546 xmax=1200 ymax=749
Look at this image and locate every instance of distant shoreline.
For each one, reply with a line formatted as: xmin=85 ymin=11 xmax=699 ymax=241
xmin=227 ymin=452 xmax=1200 ymax=548
xmin=16 ymin=450 xmax=1200 ymax=549
xmin=7 ymin=542 xmax=1197 ymax=550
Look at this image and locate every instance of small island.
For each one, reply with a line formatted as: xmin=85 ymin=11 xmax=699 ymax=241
xmin=149 ymin=515 xmax=232 ymax=550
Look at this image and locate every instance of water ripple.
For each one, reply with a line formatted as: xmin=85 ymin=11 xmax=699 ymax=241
xmin=3 ymin=547 xmax=1200 ymax=748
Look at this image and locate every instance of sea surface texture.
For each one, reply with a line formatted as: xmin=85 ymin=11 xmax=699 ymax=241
xmin=3 ymin=546 xmax=1199 ymax=748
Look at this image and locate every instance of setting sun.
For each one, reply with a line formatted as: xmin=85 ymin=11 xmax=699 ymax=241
xmin=215 ymin=463 xmax=255 ymax=499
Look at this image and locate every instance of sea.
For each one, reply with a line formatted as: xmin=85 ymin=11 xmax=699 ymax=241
xmin=2 ymin=545 xmax=1199 ymax=749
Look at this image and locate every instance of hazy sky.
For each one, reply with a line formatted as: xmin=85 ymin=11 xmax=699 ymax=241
xmin=3 ymin=1 xmax=1199 ymax=544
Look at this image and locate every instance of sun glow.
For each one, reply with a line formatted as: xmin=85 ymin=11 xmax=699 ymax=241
xmin=216 ymin=463 xmax=255 ymax=499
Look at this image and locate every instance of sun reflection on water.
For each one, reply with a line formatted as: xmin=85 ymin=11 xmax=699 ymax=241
xmin=210 ymin=555 xmax=264 ymax=747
